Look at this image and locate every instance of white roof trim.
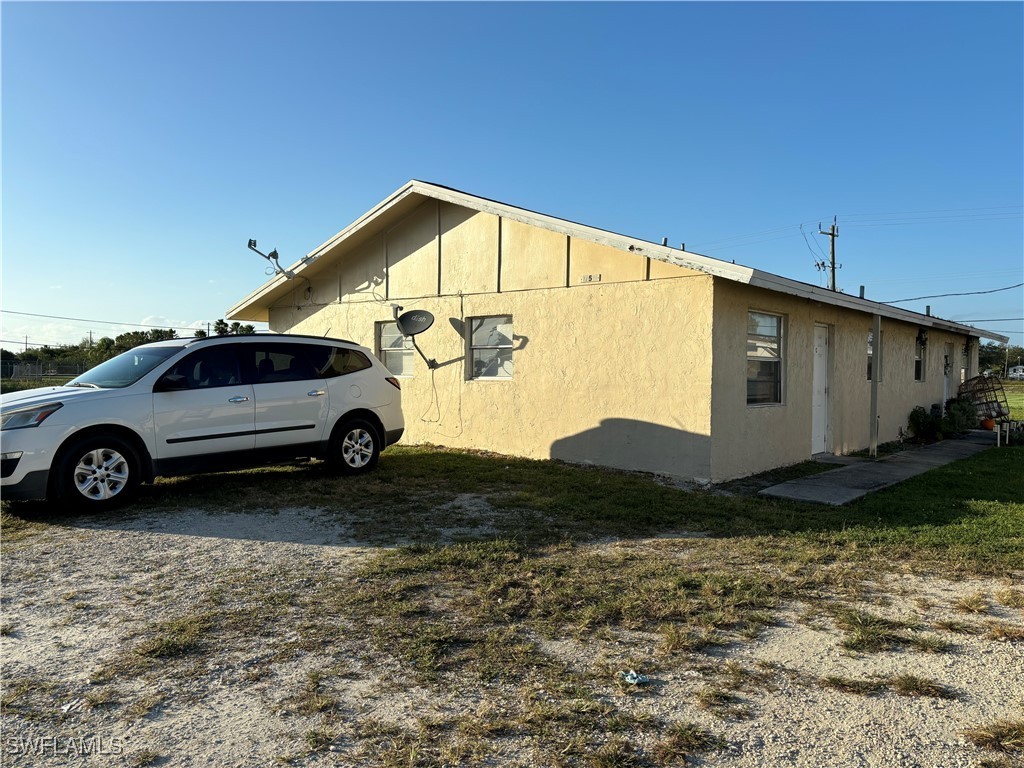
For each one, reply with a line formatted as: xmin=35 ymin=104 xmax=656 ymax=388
xmin=226 ymin=180 xmax=1009 ymax=343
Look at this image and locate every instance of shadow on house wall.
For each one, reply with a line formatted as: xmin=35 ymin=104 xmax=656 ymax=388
xmin=550 ymin=418 xmax=712 ymax=481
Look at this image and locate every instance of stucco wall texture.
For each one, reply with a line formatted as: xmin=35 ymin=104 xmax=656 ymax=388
xmin=267 ymin=199 xmax=977 ymax=482
xmin=710 ymin=281 xmax=975 ymax=480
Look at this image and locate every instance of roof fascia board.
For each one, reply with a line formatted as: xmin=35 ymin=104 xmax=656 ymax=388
xmin=226 ymin=182 xmax=423 ymax=320
xmin=303 ymin=182 xmax=421 ymax=264
xmin=410 ymin=183 xmax=1006 ymax=340
xmin=731 ymin=268 xmax=1009 ymax=343
xmin=227 ymin=180 xmax=1010 ymax=342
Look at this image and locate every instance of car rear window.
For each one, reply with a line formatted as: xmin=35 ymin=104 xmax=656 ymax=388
xmin=304 ymin=345 xmax=373 ymax=378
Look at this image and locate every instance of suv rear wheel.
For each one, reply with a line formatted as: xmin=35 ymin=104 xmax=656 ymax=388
xmin=329 ymin=418 xmax=380 ymax=474
xmin=55 ymin=434 xmax=140 ymax=510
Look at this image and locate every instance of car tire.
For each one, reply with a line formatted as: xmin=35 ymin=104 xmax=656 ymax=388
xmin=54 ymin=434 xmax=140 ymax=510
xmin=328 ymin=418 xmax=380 ymax=475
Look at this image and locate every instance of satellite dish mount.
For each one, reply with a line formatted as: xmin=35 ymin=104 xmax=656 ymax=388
xmin=248 ymin=238 xmax=295 ymax=278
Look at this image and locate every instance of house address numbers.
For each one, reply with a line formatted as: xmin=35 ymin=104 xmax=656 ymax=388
xmin=580 ymin=274 xmax=602 ymax=283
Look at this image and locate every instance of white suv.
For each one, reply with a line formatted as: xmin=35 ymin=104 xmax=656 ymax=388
xmin=1 ymin=334 xmax=404 ymax=509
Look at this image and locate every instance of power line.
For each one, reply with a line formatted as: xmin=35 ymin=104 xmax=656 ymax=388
xmin=840 ymin=207 xmax=1022 ymax=227
xmin=799 ymin=224 xmax=826 ymax=268
xmin=687 ymin=204 xmax=1022 ymax=253
xmin=0 ymin=338 xmax=86 ymax=349
xmin=880 ymin=283 xmax=1024 ymax=304
xmin=836 ymin=205 xmax=1021 ymax=229
xmin=1 ymin=335 xmax=84 ymax=347
xmin=841 ymin=204 xmax=1022 ymax=217
xmin=692 ymin=222 xmax=814 ymax=249
xmin=868 ymin=268 xmax=1021 ymax=286
xmin=956 ymin=318 xmax=1024 ymax=322
xmin=689 ymin=218 xmax=828 ymax=251
xmin=1 ymin=309 xmax=202 ymax=332
xmin=842 ymin=215 xmax=1021 ymax=228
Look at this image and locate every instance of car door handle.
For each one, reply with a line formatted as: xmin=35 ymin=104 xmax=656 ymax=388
xmin=228 ymin=396 xmax=250 ymax=403
xmin=307 ymin=390 xmax=326 ymax=397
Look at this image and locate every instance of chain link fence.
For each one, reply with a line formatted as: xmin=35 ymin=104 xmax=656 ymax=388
xmin=1 ymin=362 xmax=88 ymax=379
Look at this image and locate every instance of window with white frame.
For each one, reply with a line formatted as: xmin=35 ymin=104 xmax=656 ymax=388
xmin=867 ymin=331 xmax=874 ymax=381
xmin=377 ymin=321 xmax=414 ymax=376
xmin=914 ymin=337 xmax=926 ymax=382
xmin=468 ymin=315 xmax=513 ymax=379
xmin=867 ymin=330 xmax=884 ymax=382
xmin=746 ymin=311 xmax=783 ymax=405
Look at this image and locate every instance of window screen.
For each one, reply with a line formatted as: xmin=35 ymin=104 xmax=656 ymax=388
xmin=747 ymin=311 xmax=782 ymax=405
xmin=378 ymin=322 xmax=414 ymax=376
xmin=469 ymin=316 xmax=513 ymax=379
xmin=867 ymin=331 xmax=883 ymax=382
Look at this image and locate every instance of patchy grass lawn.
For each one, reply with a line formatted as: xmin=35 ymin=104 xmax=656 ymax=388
xmin=3 ymin=427 xmax=1020 ymax=573
xmin=0 ymin=376 xmax=75 ymax=394
xmin=1003 ymin=380 xmax=1024 ymax=421
xmin=2 ymin=443 xmax=1022 ymax=766
xmin=46 ymin=442 xmax=1010 ymax=574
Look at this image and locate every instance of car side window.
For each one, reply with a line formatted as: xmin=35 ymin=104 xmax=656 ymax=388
xmin=303 ymin=345 xmax=373 ymax=378
xmin=164 ymin=347 xmax=241 ymax=389
xmin=245 ymin=344 xmax=320 ymax=384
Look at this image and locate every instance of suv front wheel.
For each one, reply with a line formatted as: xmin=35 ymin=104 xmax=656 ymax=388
xmin=54 ymin=434 xmax=140 ymax=510
xmin=329 ymin=418 xmax=380 ymax=474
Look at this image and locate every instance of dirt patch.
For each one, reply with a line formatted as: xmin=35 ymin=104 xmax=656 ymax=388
xmin=2 ymin=506 xmax=1021 ymax=767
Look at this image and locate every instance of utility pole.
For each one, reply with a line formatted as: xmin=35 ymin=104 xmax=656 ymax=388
xmin=818 ymin=216 xmax=840 ymax=291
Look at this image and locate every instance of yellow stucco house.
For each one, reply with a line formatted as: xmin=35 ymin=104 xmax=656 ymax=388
xmin=227 ymin=181 xmax=1008 ymax=482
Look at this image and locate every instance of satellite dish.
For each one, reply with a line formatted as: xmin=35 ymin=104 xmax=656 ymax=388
xmin=396 ymin=310 xmax=434 ymax=337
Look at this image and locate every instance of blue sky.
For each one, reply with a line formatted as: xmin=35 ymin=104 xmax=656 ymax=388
xmin=2 ymin=1 xmax=1022 ymax=350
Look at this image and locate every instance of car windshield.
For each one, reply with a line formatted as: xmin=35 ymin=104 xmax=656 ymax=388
xmin=69 ymin=346 xmax=184 ymax=389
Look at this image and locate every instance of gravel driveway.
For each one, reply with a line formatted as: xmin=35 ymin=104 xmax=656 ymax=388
xmin=2 ymin=504 xmax=1022 ymax=767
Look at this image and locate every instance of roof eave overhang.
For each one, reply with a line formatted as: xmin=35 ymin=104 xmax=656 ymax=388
xmin=226 ymin=182 xmax=425 ymax=322
xmin=714 ymin=265 xmax=1010 ymax=343
xmin=226 ymin=180 xmax=1010 ymax=344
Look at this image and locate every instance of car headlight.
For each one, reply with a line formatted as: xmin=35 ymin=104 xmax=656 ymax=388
xmin=0 ymin=402 xmax=63 ymax=430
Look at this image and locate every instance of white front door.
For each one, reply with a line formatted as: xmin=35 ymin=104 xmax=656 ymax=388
xmin=811 ymin=324 xmax=829 ymax=454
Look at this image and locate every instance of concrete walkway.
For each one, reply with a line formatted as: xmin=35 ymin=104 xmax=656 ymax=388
xmin=758 ymin=430 xmax=999 ymax=506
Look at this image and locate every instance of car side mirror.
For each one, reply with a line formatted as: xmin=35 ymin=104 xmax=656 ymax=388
xmin=154 ymin=373 xmax=189 ymax=392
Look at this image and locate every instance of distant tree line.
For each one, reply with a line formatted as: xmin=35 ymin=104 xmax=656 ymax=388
xmin=978 ymin=341 xmax=1024 ymax=375
xmin=3 ymin=329 xmax=1017 ymax=378
xmin=0 ymin=320 xmax=256 ymax=372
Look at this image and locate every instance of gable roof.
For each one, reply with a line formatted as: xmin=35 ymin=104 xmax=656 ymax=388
xmin=226 ymin=180 xmax=1008 ymax=343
